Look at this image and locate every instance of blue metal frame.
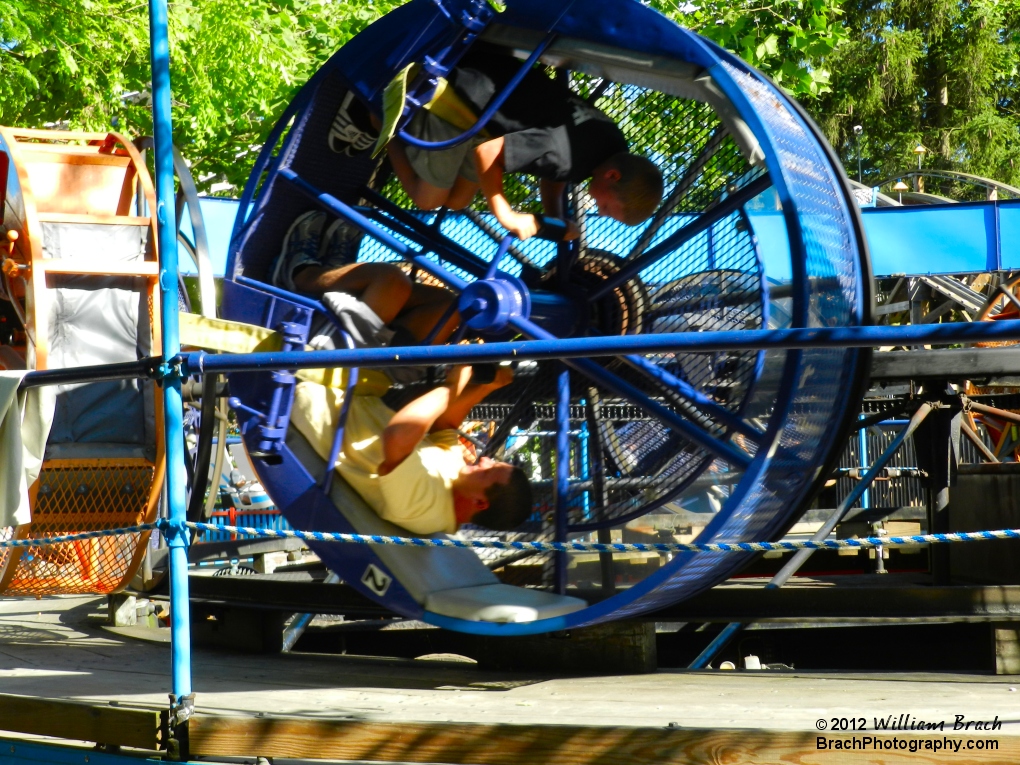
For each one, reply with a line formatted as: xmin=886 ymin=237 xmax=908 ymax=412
xmin=183 ymin=319 xmax=1020 ymax=376
xmin=147 ymin=0 xmax=191 ymax=706
xmin=554 ymin=366 xmax=571 ymax=592
xmin=208 ymin=0 xmax=873 ymax=636
xmin=396 ymin=33 xmax=558 ymax=150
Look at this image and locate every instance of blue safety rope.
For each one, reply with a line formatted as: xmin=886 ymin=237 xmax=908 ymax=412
xmin=2 ymin=520 xmax=1019 ymax=554
xmin=0 ymin=523 xmax=161 ymax=548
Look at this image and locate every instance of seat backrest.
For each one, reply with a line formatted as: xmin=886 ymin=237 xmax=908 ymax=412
xmin=233 ymin=72 xmax=382 ymax=282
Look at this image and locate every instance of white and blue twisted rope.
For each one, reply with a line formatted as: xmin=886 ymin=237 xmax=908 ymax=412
xmin=3 ymin=520 xmax=1020 ymax=553
xmin=185 ymin=522 xmax=1020 ymax=553
xmin=0 ymin=523 xmax=160 ymax=548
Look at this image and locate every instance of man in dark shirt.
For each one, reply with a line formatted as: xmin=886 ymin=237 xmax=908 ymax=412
xmin=386 ymin=45 xmax=664 ymax=240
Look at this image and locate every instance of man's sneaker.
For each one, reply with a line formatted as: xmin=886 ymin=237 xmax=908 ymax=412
xmin=269 ymin=211 xmax=326 ymax=291
xmin=329 ymin=92 xmax=378 ymax=156
xmin=321 ymin=218 xmax=365 ymax=268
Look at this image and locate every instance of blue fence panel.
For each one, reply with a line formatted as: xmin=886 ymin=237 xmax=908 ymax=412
xmin=861 ymin=202 xmax=1001 ymax=276
xmin=178 ymin=197 xmax=242 ymax=276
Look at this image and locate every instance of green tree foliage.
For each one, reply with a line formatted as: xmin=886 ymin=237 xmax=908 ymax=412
xmin=813 ymin=0 xmax=1020 ymax=190
xmin=0 ymin=0 xmax=402 ymax=192
xmin=3 ymin=0 xmax=1020 ymax=191
xmin=653 ymin=0 xmax=846 ymax=98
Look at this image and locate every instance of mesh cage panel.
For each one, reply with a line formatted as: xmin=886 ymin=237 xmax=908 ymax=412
xmin=0 ymin=460 xmax=156 ymax=596
xmin=603 ymin=58 xmax=864 ymax=620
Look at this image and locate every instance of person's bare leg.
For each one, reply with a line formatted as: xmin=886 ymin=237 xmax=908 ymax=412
xmin=387 ymin=140 xmax=456 ymax=210
xmin=393 ymin=282 xmax=460 ymax=343
xmin=446 ymin=176 xmax=480 ymax=210
xmin=293 ymin=262 xmax=411 ymax=324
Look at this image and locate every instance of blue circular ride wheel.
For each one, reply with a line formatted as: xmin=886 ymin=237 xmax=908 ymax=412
xmin=222 ymin=0 xmax=871 ymax=635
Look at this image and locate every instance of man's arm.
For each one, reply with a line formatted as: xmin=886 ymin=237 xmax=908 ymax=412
xmin=474 ymin=137 xmax=539 ymax=240
xmin=432 ymin=366 xmax=513 ymax=432
xmin=475 ymin=137 xmax=578 ymax=240
xmin=379 ymin=365 xmax=473 ymax=475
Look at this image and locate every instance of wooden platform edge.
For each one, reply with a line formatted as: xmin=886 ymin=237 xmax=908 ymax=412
xmin=188 ymin=715 xmax=1020 ymax=765
xmin=0 ymin=694 xmax=162 ymax=750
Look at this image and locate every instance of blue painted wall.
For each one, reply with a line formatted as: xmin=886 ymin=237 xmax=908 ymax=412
xmin=186 ymin=196 xmax=1020 ymax=280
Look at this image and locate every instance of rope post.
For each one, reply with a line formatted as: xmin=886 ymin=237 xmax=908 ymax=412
xmin=147 ymin=0 xmax=193 ymax=751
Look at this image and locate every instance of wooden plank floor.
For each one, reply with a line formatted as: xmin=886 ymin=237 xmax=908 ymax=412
xmin=2 ymin=595 xmax=1019 ymax=764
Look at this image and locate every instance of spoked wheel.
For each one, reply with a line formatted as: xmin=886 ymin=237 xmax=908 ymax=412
xmin=222 ymin=0 xmax=871 ymax=633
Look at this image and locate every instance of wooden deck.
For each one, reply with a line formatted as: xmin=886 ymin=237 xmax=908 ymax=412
xmin=1 ymin=595 xmax=1019 ymax=763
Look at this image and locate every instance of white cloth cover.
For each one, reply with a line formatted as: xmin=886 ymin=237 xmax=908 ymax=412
xmin=0 ymin=371 xmax=54 ymax=527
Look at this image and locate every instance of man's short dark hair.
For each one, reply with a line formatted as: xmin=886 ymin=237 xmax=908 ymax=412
xmin=471 ymin=466 xmax=532 ymax=531
xmin=605 ymin=151 xmax=664 ymax=225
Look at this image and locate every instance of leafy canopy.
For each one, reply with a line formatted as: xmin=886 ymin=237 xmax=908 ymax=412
xmin=813 ymin=0 xmax=1020 ymax=191
xmin=2 ymin=0 xmax=1020 ymax=191
xmin=0 ymin=0 xmax=403 ymax=192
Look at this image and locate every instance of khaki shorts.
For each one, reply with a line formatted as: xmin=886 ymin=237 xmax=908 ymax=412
xmin=403 ymin=110 xmax=481 ymax=189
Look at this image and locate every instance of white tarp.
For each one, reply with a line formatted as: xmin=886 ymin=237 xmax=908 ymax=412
xmin=0 ymin=371 xmax=54 ymax=528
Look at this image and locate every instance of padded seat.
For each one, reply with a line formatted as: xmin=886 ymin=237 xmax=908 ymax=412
xmin=425 ymin=583 xmax=586 ymax=623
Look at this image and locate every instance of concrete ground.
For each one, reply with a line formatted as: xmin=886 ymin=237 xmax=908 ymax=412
xmin=1 ymin=594 xmax=1018 ymax=735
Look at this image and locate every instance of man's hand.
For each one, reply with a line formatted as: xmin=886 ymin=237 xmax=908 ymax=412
xmin=489 ymin=365 xmax=514 ymax=389
xmin=500 ymin=213 xmax=580 ymax=242
xmin=431 ymin=364 xmax=514 ymax=433
xmin=445 ymin=364 xmax=474 ymax=396
xmin=503 ymin=212 xmax=540 ymax=241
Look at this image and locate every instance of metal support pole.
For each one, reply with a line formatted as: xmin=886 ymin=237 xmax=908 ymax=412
xmin=688 ymin=403 xmax=933 ymax=669
xmin=180 ymin=319 xmax=1020 ymax=378
xmin=554 ymin=367 xmax=571 ymax=594
xmin=584 ymin=388 xmax=615 ymax=595
xmin=968 ymin=399 xmax=1020 ymax=426
xmin=148 ymin=0 xmax=192 ymax=719
xmin=914 ymin=405 xmax=961 ymax=585
xmin=858 ymin=416 xmax=871 ymax=512
xmin=962 ymin=420 xmax=999 ymax=463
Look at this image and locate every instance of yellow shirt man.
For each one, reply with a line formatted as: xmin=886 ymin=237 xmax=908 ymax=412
xmin=336 ymin=394 xmax=463 ymax=535
xmin=290 ymin=365 xmax=531 ymax=536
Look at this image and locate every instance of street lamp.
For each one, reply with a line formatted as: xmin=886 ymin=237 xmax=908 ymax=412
xmin=892 ymin=179 xmax=909 ymax=204
xmin=913 ymin=144 xmax=927 ymax=192
xmin=853 ymin=125 xmax=863 ymax=183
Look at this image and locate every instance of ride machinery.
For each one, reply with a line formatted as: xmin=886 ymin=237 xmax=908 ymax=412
xmin=0 ymin=0 xmax=871 ymax=635
xmin=0 ymin=128 xmax=164 ymax=596
xmin=219 ymin=0 xmax=871 ymax=634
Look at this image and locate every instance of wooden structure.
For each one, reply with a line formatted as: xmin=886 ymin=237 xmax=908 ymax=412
xmin=0 ymin=128 xmax=164 ymax=595
xmin=0 ymin=693 xmax=1016 ymax=765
